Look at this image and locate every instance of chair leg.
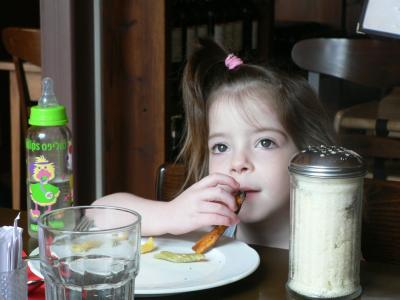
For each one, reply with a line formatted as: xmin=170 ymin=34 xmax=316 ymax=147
xmin=372 ymin=158 xmax=386 ymax=180
xmin=334 ymin=109 xmax=345 ymax=134
xmin=307 ymin=72 xmax=320 ymax=96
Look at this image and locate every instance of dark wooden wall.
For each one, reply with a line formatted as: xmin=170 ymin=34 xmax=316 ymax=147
xmin=275 ymin=0 xmax=344 ymax=28
xmin=73 ymin=0 xmax=96 ymax=204
xmin=102 ymin=0 xmax=166 ymax=199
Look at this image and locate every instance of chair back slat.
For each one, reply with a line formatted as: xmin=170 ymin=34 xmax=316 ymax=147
xmin=156 ymin=163 xmax=186 ymax=201
xmin=2 ymin=28 xmax=41 ymax=66
xmin=292 ymin=38 xmax=400 ymax=90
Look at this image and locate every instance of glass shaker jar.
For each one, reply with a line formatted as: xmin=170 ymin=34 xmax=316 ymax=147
xmin=287 ymin=145 xmax=366 ymax=299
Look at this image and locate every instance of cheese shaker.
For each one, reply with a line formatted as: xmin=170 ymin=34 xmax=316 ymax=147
xmin=287 ymin=145 xmax=366 ymax=299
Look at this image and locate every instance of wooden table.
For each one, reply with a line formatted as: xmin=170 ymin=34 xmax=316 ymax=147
xmin=0 ymin=61 xmax=41 ymax=210
xmin=1 ymin=208 xmax=399 ymax=299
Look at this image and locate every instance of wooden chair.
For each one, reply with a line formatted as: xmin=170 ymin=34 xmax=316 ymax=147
xmin=291 ymin=38 xmax=400 ymax=95
xmin=363 ymin=178 xmax=400 ymax=265
xmin=292 ymin=38 xmax=400 ymax=180
xmin=2 ymin=27 xmax=41 ymax=209
xmin=155 ymin=162 xmax=186 ymax=201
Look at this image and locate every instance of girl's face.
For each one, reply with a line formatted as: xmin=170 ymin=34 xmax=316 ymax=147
xmin=208 ymin=96 xmax=298 ymax=223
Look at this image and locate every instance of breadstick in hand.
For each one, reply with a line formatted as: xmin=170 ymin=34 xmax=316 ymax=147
xmin=192 ymin=191 xmax=246 ymax=254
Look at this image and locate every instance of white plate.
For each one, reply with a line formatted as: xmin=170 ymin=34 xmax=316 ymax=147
xmin=28 ymin=232 xmax=260 ymax=296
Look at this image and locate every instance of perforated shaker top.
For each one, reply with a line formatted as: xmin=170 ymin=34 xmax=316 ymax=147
xmin=289 ymin=145 xmax=367 ymax=178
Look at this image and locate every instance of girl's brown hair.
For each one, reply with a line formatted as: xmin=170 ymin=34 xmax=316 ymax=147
xmin=179 ymin=38 xmax=335 ymax=187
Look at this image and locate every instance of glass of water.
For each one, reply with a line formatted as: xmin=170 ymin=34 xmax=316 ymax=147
xmin=38 ymin=206 xmax=141 ymax=300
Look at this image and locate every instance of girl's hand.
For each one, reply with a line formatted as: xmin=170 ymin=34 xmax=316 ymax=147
xmin=164 ymin=173 xmax=240 ymax=235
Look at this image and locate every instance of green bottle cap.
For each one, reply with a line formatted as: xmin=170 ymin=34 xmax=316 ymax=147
xmin=29 ymin=105 xmax=68 ymax=126
xmin=28 ymin=77 xmax=68 ymax=126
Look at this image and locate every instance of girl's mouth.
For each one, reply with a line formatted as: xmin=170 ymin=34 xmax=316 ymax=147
xmin=240 ymin=189 xmax=260 ymax=200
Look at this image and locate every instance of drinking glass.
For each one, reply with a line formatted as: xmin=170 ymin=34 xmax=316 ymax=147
xmin=38 ymin=206 xmax=141 ymax=299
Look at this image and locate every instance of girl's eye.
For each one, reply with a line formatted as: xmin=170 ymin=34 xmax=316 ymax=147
xmin=256 ymin=138 xmax=275 ymax=149
xmin=211 ymin=143 xmax=228 ymax=153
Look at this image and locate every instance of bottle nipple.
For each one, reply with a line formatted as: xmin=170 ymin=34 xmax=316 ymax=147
xmin=38 ymin=77 xmax=58 ymax=107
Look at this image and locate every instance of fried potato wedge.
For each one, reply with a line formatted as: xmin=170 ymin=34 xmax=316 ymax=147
xmin=192 ymin=191 xmax=246 ymax=254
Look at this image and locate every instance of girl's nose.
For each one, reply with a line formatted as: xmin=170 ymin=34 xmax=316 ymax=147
xmin=230 ymin=152 xmax=253 ymax=174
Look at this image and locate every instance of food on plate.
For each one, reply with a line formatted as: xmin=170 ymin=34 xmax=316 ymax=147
xmin=71 ymin=239 xmax=102 ymax=253
xmin=154 ymin=251 xmax=206 ymax=263
xmin=192 ymin=226 xmax=226 ymax=254
xmin=141 ymin=237 xmax=156 ymax=254
xmin=111 ymin=231 xmax=129 ymax=246
xmin=112 ymin=231 xmax=129 ymax=241
xmin=192 ymin=191 xmax=246 ymax=254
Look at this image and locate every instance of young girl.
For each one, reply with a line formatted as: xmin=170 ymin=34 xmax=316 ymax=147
xmin=93 ymin=38 xmax=334 ymax=249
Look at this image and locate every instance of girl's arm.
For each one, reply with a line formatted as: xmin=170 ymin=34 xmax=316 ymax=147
xmin=92 ymin=173 xmax=240 ymax=236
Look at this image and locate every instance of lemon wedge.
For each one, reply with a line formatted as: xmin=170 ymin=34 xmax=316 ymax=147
xmin=141 ymin=237 xmax=156 ymax=254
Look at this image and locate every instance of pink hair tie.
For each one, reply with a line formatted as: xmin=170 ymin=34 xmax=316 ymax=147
xmin=225 ymin=54 xmax=243 ymax=70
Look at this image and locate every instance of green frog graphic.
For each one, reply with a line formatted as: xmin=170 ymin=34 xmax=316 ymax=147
xmin=29 ymin=155 xmax=60 ymax=220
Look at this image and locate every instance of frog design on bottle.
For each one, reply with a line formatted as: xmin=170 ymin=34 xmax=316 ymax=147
xmin=29 ymin=155 xmax=60 ymax=220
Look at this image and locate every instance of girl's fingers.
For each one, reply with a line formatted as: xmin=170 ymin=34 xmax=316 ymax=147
xmin=206 ymin=186 xmax=238 ymax=211
xmin=186 ymin=185 xmax=238 ymax=212
xmin=198 ymin=200 xmax=238 ymax=220
xmin=189 ymin=175 xmax=239 ymax=211
xmin=166 ymin=174 xmax=242 ymax=234
xmin=196 ymin=173 xmax=239 ymax=190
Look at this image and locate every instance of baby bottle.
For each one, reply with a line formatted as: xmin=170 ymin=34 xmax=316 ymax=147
xmin=287 ymin=145 xmax=366 ymax=299
xmin=26 ymin=77 xmax=73 ymax=238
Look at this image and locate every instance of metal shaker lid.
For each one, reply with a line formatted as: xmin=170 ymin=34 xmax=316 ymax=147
xmin=289 ymin=145 xmax=367 ymax=178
